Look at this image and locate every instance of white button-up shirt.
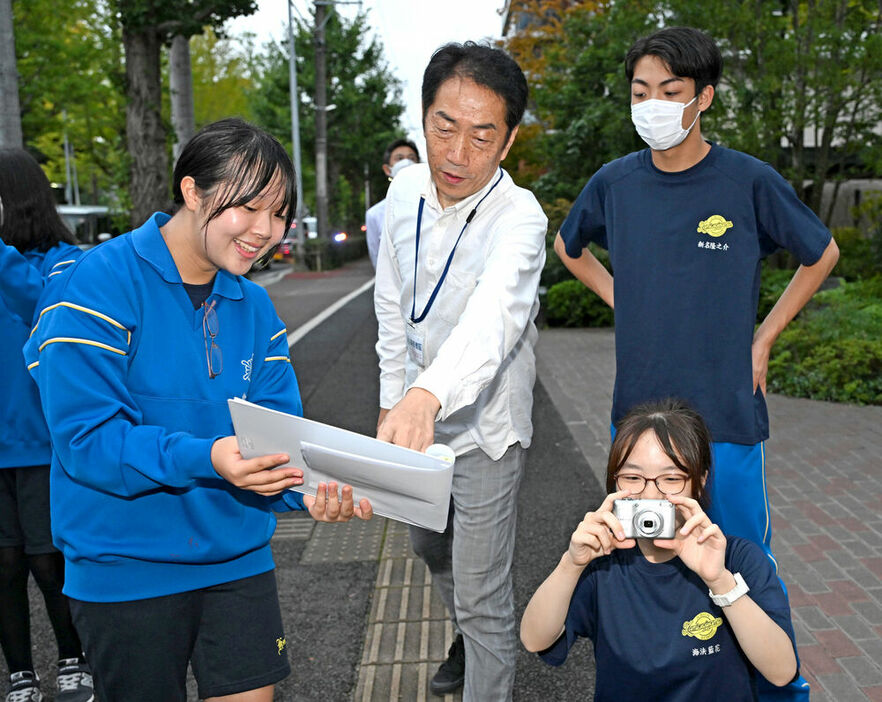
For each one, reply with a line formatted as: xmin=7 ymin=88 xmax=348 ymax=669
xmin=374 ymin=163 xmax=547 ymax=460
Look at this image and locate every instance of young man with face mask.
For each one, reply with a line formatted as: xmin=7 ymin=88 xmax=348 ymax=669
xmin=554 ymin=27 xmax=839 ymax=702
xmin=366 ymin=139 xmax=420 ymax=269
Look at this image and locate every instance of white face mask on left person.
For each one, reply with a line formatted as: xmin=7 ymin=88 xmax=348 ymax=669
xmin=389 ymin=158 xmax=416 ymax=179
xmin=631 ymin=96 xmax=700 ymax=151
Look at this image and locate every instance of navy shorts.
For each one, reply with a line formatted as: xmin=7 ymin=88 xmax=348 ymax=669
xmin=0 ymin=465 xmax=56 ymax=554
xmin=70 ymin=569 xmax=291 ymax=701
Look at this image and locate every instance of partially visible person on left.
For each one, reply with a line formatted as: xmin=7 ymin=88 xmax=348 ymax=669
xmin=0 ymin=148 xmax=93 ymax=702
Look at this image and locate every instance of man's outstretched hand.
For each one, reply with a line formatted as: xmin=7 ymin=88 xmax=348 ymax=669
xmin=376 ymin=387 xmax=441 ymax=451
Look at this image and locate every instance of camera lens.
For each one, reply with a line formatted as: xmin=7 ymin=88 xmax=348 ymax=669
xmin=633 ymin=509 xmax=662 ymax=538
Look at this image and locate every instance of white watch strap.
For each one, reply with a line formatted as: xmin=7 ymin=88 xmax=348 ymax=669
xmin=709 ymin=572 xmax=750 ymax=607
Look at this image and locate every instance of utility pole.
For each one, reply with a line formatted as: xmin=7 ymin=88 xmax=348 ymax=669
xmin=287 ymin=0 xmax=306 ymax=265
xmin=62 ymin=112 xmax=81 ymax=205
xmin=314 ymin=0 xmax=330 ymax=241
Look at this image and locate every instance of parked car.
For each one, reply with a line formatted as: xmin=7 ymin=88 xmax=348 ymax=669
xmin=273 ymin=233 xmax=297 ymax=262
xmin=272 ymin=217 xmax=317 ymax=263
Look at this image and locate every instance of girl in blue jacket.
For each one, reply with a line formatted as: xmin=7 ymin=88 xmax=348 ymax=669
xmin=24 ymin=119 xmax=371 ymax=702
xmin=0 ymin=148 xmax=92 ymax=702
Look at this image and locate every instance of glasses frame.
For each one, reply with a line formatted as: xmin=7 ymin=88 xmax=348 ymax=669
xmin=613 ymin=471 xmax=688 ymax=496
xmin=202 ymin=300 xmax=223 ymax=379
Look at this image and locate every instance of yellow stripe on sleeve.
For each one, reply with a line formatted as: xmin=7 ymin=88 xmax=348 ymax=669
xmin=38 ymin=337 xmax=127 ymax=356
xmin=27 ymin=361 xmax=39 ymax=370
xmin=264 ymin=356 xmax=291 ymax=363
xmin=31 ymin=301 xmax=130 ymax=339
xmin=270 ymin=328 xmax=288 ymax=342
xmin=50 ymin=259 xmax=77 ymax=270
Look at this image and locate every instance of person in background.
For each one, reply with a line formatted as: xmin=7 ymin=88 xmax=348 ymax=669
xmin=24 ymin=119 xmax=371 ymax=702
xmin=366 ymin=138 xmax=420 ymax=268
xmin=521 ymin=399 xmax=801 ymax=702
xmin=553 ymin=27 xmax=838 ymax=700
xmin=0 ymin=148 xmax=92 ymax=702
xmin=374 ymin=42 xmax=547 ymax=700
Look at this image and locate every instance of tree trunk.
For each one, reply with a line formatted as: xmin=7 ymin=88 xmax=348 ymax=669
xmin=0 ymin=0 xmax=23 ymax=148
xmin=169 ymin=34 xmax=195 ymax=164
xmin=123 ymin=25 xmax=168 ymax=228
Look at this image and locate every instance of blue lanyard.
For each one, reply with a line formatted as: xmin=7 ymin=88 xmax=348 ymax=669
xmin=410 ymin=169 xmax=504 ymax=323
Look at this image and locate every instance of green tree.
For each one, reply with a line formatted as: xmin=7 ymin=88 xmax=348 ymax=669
xmin=116 ymin=0 xmax=256 ymax=226
xmin=162 ymin=28 xmax=255 ymax=164
xmin=504 ymin=0 xmax=882 ymax=224
xmin=248 ymin=8 xmax=406 ymax=231
xmin=504 ymin=0 xmax=658 ymax=203
xmin=12 ymin=0 xmax=127 ymax=208
xmin=190 ymin=27 xmax=254 ymax=126
xmin=671 ymin=0 xmax=882 ymax=224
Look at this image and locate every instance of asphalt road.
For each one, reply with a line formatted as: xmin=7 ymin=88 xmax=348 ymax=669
xmin=268 ymin=274 xmax=603 ymax=701
xmin=9 ymin=264 xmax=603 ymax=700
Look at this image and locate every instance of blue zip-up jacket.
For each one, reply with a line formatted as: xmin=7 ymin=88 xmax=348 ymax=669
xmin=24 ymin=213 xmax=305 ymax=602
xmin=1 ymin=239 xmax=81 ymax=468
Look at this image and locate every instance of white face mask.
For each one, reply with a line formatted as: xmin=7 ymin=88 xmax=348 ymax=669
xmin=631 ymin=96 xmax=700 ymax=151
xmin=389 ymin=157 xmax=416 ymax=180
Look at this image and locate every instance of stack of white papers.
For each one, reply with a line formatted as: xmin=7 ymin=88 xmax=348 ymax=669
xmin=228 ymin=398 xmax=454 ymax=532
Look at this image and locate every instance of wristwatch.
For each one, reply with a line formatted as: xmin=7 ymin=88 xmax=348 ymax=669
xmin=709 ymin=572 xmax=750 ymax=607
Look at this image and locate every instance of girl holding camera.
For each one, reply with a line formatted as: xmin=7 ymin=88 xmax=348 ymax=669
xmin=520 ymin=399 xmax=799 ymax=702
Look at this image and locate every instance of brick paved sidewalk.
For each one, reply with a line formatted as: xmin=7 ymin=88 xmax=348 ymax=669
xmin=535 ymin=328 xmax=882 ymax=702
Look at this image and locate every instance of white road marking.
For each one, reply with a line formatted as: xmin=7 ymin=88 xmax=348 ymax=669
xmin=287 ymin=278 xmax=375 ymax=347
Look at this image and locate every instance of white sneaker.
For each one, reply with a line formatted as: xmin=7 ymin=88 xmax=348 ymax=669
xmin=55 ymin=659 xmax=93 ymax=702
xmin=5 ymin=671 xmax=42 ymax=702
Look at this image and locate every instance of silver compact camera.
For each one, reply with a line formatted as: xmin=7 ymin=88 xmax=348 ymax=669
xmin=612 ymin=499 xmax=677 ymax=539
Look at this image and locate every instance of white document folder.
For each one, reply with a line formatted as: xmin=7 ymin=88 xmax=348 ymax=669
xmin=228 ymin=398 xmax=454 ymax=532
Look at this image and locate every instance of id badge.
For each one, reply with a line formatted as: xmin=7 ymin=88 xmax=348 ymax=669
xmin=405 ymin=320 xmax=426 ymax=368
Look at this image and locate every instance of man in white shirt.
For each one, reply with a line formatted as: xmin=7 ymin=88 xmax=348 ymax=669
xmin=366 ymin=138 xmax=420 ymax=268
xmin=374 ymin=42 xmax=547 ymax=701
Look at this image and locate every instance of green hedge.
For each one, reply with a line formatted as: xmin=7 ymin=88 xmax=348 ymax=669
xmin=545 ymin=278 xmax=614 ymax=327
xmin=833 ymin=226 xmax=882 ymax=281
xmin=767 ymin=276 xmax=882 ymax=405
xmin=757 ymin=267 xmax=794 ymax=321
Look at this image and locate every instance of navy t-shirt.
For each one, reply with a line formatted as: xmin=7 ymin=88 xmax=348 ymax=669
xmin=539 ymin=537 xmax=797 ymax=702
xmin=559 ymin=145 xmax=831 ymax=443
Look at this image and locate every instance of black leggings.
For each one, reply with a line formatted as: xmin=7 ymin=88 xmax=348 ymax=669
xmin=0 ymin=547 xmax=82 ymax=673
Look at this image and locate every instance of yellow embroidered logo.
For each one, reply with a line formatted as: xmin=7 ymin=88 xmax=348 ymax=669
xmin=276 ymin=637 xmax=287 ymax=655
xmin=681 ymin=612 xmax=723 ymax=641
xmin=697 ymin=215 xmax=734 ymax=238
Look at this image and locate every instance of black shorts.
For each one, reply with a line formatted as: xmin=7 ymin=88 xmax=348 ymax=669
xmin=0 ymin=465 xmax=56 ymax=554
xmin=70 ymin=570 xmax=291 ymax=701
